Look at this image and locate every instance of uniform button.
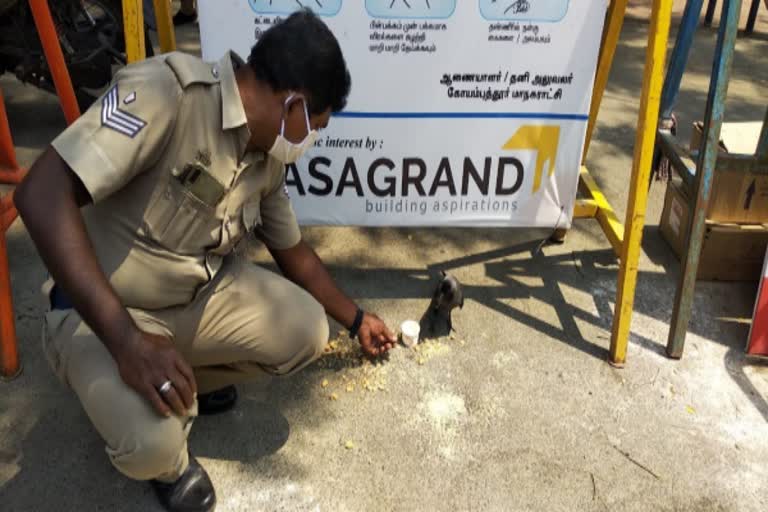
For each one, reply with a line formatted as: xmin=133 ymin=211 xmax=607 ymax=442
xmin=211 ymin=66 xmax=219 ymax=78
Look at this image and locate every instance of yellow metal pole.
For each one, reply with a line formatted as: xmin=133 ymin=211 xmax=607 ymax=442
xmin=608 ymin=0 xmax=673 ymax=366
xmin=152 ymin=0 xmax=176 ymax=53
xmin=573 ymin=199 xmax=599 ymax=219
xmin=582 ymin=0 xmax=629 ymax=164
xmin=122 ymin=0 xmax=146 ymax=63
xmin=578 ymin=166 xmax=624 ymax=257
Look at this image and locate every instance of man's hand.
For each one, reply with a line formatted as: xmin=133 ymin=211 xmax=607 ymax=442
xmin=115 ymin=330 xmax=197 ymax=417
xmin=269 ymin=242 xmax=397 ymax=357
xmin=357 ymin=312 xmax=397 ymax=358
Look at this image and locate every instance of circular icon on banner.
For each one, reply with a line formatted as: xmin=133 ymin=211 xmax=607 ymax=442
xmin=248 ymin=0 xmax=343 ymax=17
xmin=479 ymin=0 xmax=569 ymax=22
xmin=365 ymin=0 xmax=456 ymax=19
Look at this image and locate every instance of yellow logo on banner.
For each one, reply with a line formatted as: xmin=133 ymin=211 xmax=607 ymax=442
xmin=502 ymin=125 xmax=561 ymax=193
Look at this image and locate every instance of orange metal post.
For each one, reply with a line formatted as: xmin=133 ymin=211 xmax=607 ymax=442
xmin=0 ymin=87 xmax=22 ymax=379
xmin=1 ymin=1 xmax=83 ymax=379
xmin=1 ymin=193 xmax=17 ymax=227
xmin=0 ymin=215 xmax=20 ymax=379
xmin=28 ymin=0 xmax=81 ymax=125
xmin=0 ymin=91 xmax=21 ymax=179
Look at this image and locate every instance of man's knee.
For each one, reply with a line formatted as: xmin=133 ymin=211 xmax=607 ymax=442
xmin=302 ymin=299 xmax=330 ymax=359
xmin=107 ymin=418 xmax=188 ymax=481
xmin=275 ymin=297 xmax=329 ymax=375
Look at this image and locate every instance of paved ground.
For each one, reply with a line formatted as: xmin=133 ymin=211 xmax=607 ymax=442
xmin=1 ymin=5 xmax=768 ymax=512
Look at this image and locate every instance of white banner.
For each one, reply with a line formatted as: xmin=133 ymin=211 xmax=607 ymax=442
xmin=198 ymin=0 xmax=608 ymax=227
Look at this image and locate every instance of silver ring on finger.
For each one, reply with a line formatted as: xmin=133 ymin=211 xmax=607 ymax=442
xmin=158 ymin=380 xmax=173 ymax=395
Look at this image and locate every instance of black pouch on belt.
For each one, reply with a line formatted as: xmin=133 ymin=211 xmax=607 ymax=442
xmin=49 ymin=284 xmax=74 ymax=310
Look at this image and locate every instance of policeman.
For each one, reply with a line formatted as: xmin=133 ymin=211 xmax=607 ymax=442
xmin=16 ymin=10 xmax=396 ymax=512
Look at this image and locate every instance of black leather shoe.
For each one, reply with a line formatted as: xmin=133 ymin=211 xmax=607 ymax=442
xmin=151 ymin=456 xmax=216 ymax=512
xmin=198 ymin=385 xmax=237 ymax=416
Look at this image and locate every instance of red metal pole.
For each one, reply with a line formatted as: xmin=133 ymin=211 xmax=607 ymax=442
xmin=0 ymin=229 xmax=20 ymax=379
xmin=28 ymin=0 xmax=81 ymax=125
xmin=0 ymin=84 xmax=21 ymax=379
xmin=1 ymin=193 xmax=18 ymax=229
xmin=0 ymin=90 xmax=19 ymax=174
xmin=2 ymin=1 xmax=80 ymax=380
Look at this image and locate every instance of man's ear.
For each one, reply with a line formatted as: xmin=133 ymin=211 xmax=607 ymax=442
xmin=286 ymin=92 xmax=308 ymax=114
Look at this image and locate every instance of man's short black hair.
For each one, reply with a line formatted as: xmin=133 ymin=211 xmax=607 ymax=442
xmin=248 ymin=9 xmax=351 ymax=115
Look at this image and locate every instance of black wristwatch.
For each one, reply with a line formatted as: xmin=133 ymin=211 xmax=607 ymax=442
xmin=348 ymin=307 xmax=364 ymax=338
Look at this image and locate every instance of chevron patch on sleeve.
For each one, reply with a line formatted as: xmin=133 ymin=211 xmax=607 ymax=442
xmin=101 ymin=84 xmax=147 ymax=138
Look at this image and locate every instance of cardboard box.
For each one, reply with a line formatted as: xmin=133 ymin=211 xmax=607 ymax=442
xmin=689 ymin=121 xmax=768 ymax=224
xmin=660 ymin=181 xmax=768 ymax=281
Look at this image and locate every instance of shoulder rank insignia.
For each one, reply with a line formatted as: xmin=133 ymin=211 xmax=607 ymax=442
xmin=101 ymin=84 xmax=146 ymax=138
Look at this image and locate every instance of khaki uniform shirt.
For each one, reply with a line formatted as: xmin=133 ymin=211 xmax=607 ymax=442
xmin=51 ymin=51 xmax=302 ymax=310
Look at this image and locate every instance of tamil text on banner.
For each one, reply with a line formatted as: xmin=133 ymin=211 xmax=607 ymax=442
xmin=197 ymin=0 xmax=608 ymax=227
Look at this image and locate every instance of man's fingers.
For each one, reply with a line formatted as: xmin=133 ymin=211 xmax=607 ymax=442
xmin=372 ymin=318 xmax=396 ymax=343
xmin=170 ymin=369 xmax=194 ymax=410
xmin=160 ymin=384 xmax=187 ymax=416
xmin=375 ymin=336 xmax=390 ymax=352
xmin=375 ymin=332 xmax=395 ymax=352
xmin=360 ymin=337 xmax=376 ymax=357
xmin=145 ymin=385 xmax=172 ymax=417
xmin=359 ymin=331 xmax=380 ymax=357
xmin=175 ymin=358 xmax=197 ymax=396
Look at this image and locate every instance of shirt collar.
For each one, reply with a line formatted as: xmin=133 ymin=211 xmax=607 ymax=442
xmin=217 ymin=51 xmax=262 ymax=164
xmin=217 ymin=51 xmax=249 ymax=131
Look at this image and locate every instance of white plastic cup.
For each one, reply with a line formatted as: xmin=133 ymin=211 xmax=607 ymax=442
xmin=400 ymin=320 xmax=420 ymax=348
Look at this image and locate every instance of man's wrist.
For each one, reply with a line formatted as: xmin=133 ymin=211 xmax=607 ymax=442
xmin=103 ymin=312 xmax=141 ymax=359
xmin=348 ymin=307 xmax=365 ymax=338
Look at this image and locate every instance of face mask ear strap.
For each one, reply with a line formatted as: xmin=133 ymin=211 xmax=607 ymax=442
xmin=280 ymin=93 xmax=296 ymax=136
xmin=302 ymin=100 xmax=311 ymax=132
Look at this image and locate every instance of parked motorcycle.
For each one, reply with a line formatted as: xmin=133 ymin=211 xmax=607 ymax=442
xmin=0 ymin=0 xmax=153 ymax=110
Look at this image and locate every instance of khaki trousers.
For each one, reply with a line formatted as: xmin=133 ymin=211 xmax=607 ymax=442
xmin=42 ymin=256 xmax=329 ymax=482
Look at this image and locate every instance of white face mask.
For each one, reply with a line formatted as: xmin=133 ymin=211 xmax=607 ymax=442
xmin=268 ymin=94 xmax=318 ymax=164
